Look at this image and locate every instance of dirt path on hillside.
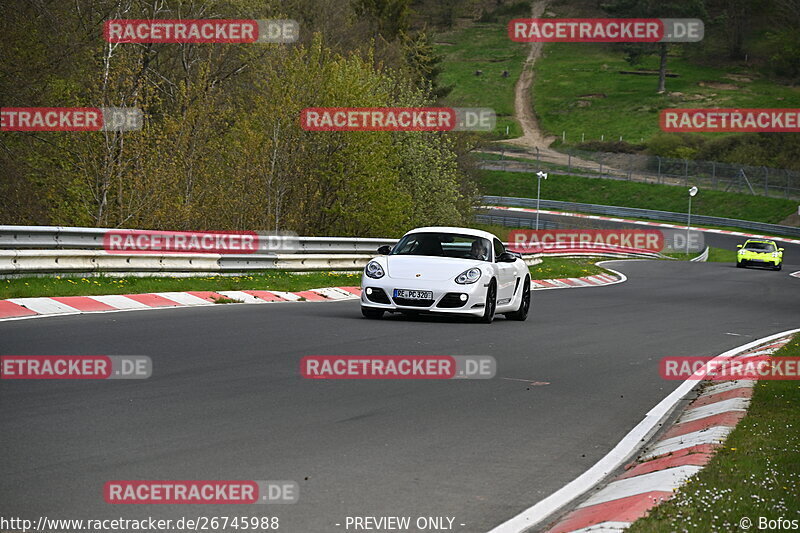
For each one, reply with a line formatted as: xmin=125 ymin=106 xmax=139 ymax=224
xmin=504 ymin=0 xmax=554 ymax=149
xmin=495 ymin=0 xmax=614 ymax=171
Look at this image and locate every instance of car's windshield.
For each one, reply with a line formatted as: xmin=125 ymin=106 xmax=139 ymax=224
xmin=391 ymin=233 xmax=492 ymax=261
xmin=744 ymin=242 xmax=776 ymax=252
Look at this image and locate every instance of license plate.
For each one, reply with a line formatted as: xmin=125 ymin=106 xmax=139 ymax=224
xmin=394 ymin=289 xmax=433 ymax=300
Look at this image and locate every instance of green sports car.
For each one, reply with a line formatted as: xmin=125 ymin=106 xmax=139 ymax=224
xmin=736 ymin=239 xmax=784 ymax=270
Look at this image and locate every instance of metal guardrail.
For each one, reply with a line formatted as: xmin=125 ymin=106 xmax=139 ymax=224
xmin=0 ymin=248 xmax=665 ymax=277
xmin=0 ymin=223 xmax=672 ymax=277
xmin=481 ymin=196 xmax=800 ymax=238
xmin=0 ymin=225 xmax=396 ymax=253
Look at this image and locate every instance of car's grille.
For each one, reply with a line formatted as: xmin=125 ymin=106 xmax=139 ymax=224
xmin=365 ymin=287 xmax=390 ymax=304
xmin=437 ymin=293 xmax=467 ymax=308
xmin=393 ymin=297 xmax=434 ymax=307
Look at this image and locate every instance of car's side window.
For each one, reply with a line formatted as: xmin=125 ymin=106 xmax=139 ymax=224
xmin=493 ymin=239 xmax=505 ymax=261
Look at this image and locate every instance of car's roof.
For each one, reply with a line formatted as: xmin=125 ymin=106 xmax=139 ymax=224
xmin=744 ymin=239 xmax=775 ymax=244
xmin=404 ymin=226 xmax=498 ymax=240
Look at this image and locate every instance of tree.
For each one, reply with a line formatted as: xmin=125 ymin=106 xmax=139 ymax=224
xmin=602 ymin=0 xmax=707 ymax=93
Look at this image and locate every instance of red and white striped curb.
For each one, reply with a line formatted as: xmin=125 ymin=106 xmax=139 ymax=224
xmin=531 ymin=272 xmax=622 ymax=290
xmin=0 ymin=271 xmax=624 ymax=322
xmin=0 ymin=287 xmax=363 ymax=321
xmin=543 ymin=335 xmax=793 ymax=533
xmin=487 ymin=206 xmax=800 ymax=245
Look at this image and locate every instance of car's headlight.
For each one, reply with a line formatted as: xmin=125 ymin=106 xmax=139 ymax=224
xmin=738 ymin=249 xmax=746 ymax=254
xmin=455 ymin=267 xmax=482 ymax=284
xmin=772 ymin=252 xmax=780 ymax=258
xmin=365 ymin=261 xmax=385 ymax=279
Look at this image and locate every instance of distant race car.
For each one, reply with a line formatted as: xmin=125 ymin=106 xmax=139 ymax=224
xmin=360 ymin=227 xmax=530 ymax=323
xmin=736 ymin=239 xmax=784 ymax=270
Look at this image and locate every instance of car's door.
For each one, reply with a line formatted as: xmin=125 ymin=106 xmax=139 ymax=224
xmin=493 ymin=238 xmax=516 ymax=305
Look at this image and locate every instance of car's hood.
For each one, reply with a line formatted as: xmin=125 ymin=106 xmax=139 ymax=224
xmin=385 ymin=255 xmax=485 ymax=281
xmin=743 ymin=249 xmax=774 ymax=255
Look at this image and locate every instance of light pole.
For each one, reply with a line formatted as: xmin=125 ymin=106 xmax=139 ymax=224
xmin=687 ymin=186 xmax=698 ymax=254
xmin=535 ymin=171 xmax=548 ymax=230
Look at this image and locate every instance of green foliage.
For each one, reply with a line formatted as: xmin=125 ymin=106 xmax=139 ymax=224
xmin=0 ymin=0 xmax=476 ymax=236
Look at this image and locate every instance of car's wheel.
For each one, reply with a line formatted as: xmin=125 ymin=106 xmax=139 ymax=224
xmin=361 ymin=307 xmax=384 ymax=319
xmin=505 ymin=277 xmax=530 ymax=321
xmin=736 ymin=260 xmax=745 ymax=268
xmin=479 ymin=280 xmax=497 ymax=324
xmin=774 ymin=263 xmax=782 ymax=271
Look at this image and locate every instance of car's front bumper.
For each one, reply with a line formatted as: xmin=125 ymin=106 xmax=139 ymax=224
xmin=360 ymin=277 xmax=488 ymax=316
xmin=739 ymin=253 xmax=781 ymax=266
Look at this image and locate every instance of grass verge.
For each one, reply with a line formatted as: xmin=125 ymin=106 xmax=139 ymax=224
xmin=533 ymin=42 xmax=800 ymax=146
xmin=627 ymin=334 xmax=800 ymax=533
xmin=0 ymin=259 xmax=613 ymax=300
xmin=434 ymin=4 xmax=528 ymax=139
xmin=478 ymin=168 xmax=797 ymax=224
xmin=0 ymin=271 xmax=361 ymax=300
xmin=529 ymin=257 xmax=609 ymax=279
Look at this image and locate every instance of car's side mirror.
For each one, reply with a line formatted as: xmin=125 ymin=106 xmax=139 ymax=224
xmin=779 ymin=248 xmax=785 ymax=252
xmin=736 ymin=244 xmax=742 ymax=248
xmin=377 ymin=245 xmax=392 ymax=255
xmin=497 ymin=252 xmax=516 ymax=263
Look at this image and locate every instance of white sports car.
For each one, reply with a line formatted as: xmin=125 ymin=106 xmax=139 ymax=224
xmin=360 ymin=227 xmax=531 ymax=323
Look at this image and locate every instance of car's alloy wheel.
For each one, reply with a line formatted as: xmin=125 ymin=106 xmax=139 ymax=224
xmin=505 ymin=277 xmax=530 ymax=321
xmin=775 ymin=263 xmax=782 ymax=271
xmin=480 ymin=281 xmax=497 ymax=324
xmin=361 ymin=306 xmax=384 ymax=319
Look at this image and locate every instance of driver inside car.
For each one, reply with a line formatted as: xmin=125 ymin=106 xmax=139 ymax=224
xmin=469 ymin=239 xmax=489 ymax=261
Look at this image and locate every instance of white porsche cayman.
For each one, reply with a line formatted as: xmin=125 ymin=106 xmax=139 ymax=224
xmin=360 ymin=227 xmax=531 ymax=323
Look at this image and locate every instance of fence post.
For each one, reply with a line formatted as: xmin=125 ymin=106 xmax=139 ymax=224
xmin=787 ymin=171 xmax=791 ymax=198
xmin=684 ymin=159 xmax=688 ymax=186
xmin=712 ymin=161 xmax=716 ymax=190
xmin=657 ymin=156 xmax=662 ymax=184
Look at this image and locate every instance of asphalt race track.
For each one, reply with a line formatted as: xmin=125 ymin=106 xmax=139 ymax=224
xmin=1 ymin=260 xmax=798 ymax=532
xmin=482 ymin=207 xmax=800 ymax=265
